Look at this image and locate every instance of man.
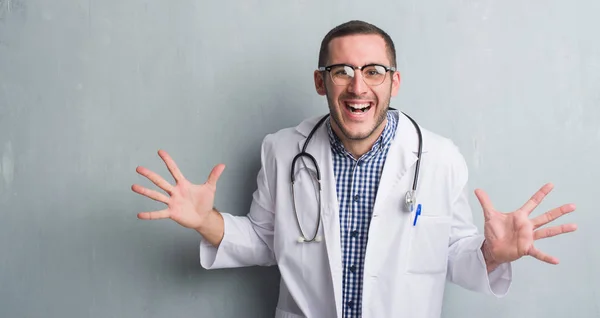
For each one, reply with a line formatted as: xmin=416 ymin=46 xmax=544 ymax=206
xmin=131 ymin=20 xmax=577 ymax=318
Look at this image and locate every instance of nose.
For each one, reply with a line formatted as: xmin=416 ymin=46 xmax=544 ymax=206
xmin=347 ymin=71 xmax=368 ymax=95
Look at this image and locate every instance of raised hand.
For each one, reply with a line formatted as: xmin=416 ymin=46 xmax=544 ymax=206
xmin=131 ymin=150 xmax=225 ymax=231
xmin=475 ymin=183 xmax=577 ymax=267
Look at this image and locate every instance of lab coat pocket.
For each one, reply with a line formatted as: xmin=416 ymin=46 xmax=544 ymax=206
xmin=406 ymin=216 xmax=451 ymax=274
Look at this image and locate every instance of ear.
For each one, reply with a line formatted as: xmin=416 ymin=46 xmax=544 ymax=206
xmin=390 ymin=70 xmax=401 ymax=97
xmin=314 ymin=70 xmax=327 ymax=96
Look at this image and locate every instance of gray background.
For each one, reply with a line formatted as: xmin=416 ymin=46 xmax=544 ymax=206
xmin=1 ymin=0 xmax=598 ymax=317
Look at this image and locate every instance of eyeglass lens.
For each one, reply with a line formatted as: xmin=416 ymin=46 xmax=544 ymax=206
xmin=329 ymin=65 xmax=388 ymax=85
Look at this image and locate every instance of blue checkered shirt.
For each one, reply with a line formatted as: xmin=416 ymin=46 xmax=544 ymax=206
xmin=326 ymin=110 xmax=398 ymax=318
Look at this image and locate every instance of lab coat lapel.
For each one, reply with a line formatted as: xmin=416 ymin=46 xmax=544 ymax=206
xmin=296 ymin=116 xmax=343 ymax=318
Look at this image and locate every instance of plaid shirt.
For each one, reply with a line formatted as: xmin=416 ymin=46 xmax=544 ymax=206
xmin=326 ymin=110 xmax=398 ymax=318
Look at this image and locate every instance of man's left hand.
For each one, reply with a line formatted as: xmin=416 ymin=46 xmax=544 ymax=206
xmin=474 ymin=183 xmax=577 ymax=271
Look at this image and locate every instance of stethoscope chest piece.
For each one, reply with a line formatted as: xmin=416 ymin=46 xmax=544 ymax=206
xmin=405 ymin=190 xmax=416 ymax=212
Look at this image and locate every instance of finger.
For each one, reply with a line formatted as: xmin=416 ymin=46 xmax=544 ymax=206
xmin=520 ymin=183 xmax=554 ymax=215
xmin=158 ymin=150 xmax=186 ymax=183
xmin=474 ymin=188 xmax=494 ymax=221
xmin=131 ymin=184 xmax=170 ymax=204
xmin=528 ymin=246 xmax=559 ymax=264
xmin=137 ymin=209 xmax=170 ymax=220
xmin=136 ymin=166 xmax=174 ymax=194
xmin=206 ymin=164 xmax=226 ymax=187
xmin=534 ymin=223 xmax=578 ymax=240
xmin=532 ymin=203 xmax=576 ymax=228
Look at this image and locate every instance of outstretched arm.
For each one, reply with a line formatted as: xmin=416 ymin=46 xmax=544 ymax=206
xmin=132 ymin=147 xmax=277 ymax=269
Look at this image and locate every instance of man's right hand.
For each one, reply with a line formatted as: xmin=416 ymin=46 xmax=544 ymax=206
xmin=131 ymin=150 xmax=226 ymax=245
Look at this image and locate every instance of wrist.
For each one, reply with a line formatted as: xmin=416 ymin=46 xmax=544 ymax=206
xmin=195 ymin=207 xmax=221 ymax=234
xmin=482 ymin=239 xmax=501 ymax=272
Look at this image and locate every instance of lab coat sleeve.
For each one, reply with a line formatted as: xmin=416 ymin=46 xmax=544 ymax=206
xmin=445 ymin=144 xmax=512 ymax=297
xmin=199 ymin=135 xmax=277 ymax=269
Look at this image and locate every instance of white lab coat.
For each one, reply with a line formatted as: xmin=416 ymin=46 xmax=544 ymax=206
xmin=200 ymin=111 xmax=512 ymax=318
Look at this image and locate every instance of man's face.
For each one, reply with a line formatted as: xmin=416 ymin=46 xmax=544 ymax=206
xmin=314 ymin=34 xmax=401 ymax=142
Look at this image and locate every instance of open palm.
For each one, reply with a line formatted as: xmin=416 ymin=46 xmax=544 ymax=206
xmin=131 ymin=150 xmax=225 ymax=230
xmin=475 ymin=183 xmax=577 ymax=265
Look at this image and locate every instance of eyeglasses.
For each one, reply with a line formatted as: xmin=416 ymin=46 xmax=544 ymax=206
xmin=318 ymin=63 xmax=396 ymax=86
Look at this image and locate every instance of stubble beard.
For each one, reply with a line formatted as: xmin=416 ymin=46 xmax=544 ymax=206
xmin=326 ymin=91 xmax=391 ymax=141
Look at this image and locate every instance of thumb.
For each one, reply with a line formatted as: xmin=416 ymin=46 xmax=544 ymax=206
xmin=206 ymin=163 xmax=226 ymax=187
xmin=474 ymin=188 xmax=494 ymax=220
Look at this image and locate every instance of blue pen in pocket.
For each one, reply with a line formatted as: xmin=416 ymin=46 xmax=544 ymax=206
xmin=413 ymin=204 xmax=422 ymax=226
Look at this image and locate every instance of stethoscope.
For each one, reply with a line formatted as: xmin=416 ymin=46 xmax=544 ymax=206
xmin=290 ymin=110 xmax=423 ymax=243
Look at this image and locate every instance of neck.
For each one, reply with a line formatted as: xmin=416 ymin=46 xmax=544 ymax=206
xmin=332 ymin=118 xmax=388 ymax=159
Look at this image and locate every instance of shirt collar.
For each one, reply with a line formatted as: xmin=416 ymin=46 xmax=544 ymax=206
xmin=326 ymin=110 xmax=398 ymax=161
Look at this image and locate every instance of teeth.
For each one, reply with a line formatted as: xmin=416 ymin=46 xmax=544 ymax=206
xmin=347 ymin=103 xmax=370 ymax=110
xmin=346 ymin=103 xmax=371 ymax=113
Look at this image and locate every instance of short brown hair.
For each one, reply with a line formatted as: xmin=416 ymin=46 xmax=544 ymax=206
xmin=318 ymin=20 xmax=397 ymax=68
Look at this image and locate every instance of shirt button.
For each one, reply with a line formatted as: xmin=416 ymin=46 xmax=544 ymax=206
xmin=349 ymin=265 xmax=356 ymax=273
xmin=346 ymin=300 xmax=354 ymax=308
xmin=351 ymin=230 xmax=358 ymax=238
xmin=353 ymin=194 xmax=360 ymax=202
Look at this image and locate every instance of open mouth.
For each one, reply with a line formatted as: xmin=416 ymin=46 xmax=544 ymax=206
xmin=345 ymin=102 xmax=372 ymax=113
